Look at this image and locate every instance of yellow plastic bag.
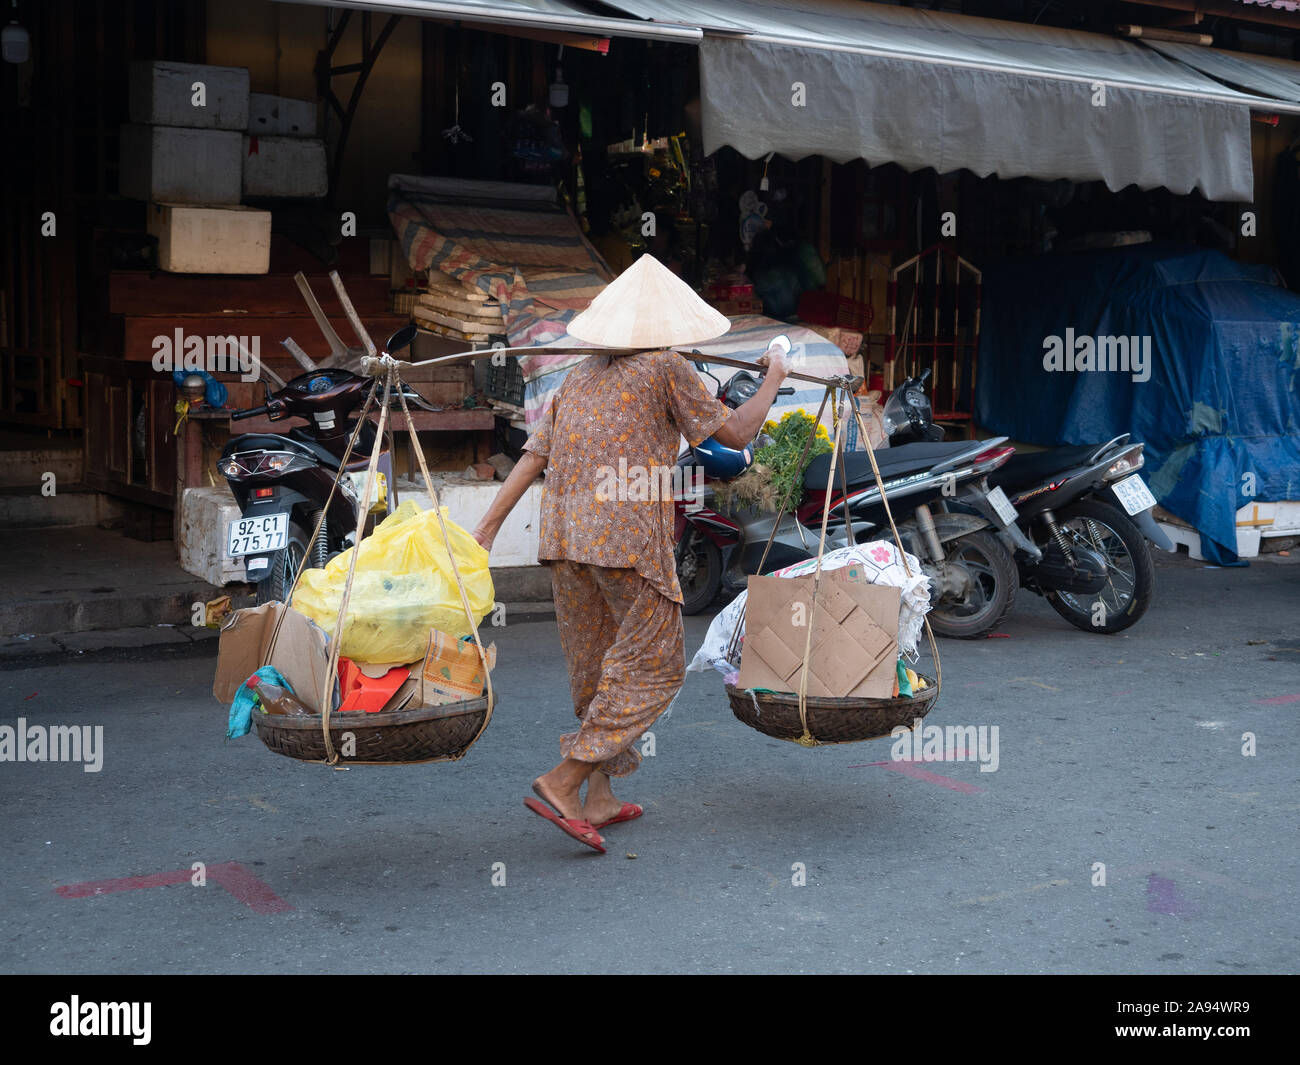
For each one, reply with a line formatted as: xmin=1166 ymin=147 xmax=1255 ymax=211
xmin=291 ymin=500 xmax=494 ymax=664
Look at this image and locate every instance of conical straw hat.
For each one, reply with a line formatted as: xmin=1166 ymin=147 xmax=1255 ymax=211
xmin=566 ymin=254 xmax=731 ymax=349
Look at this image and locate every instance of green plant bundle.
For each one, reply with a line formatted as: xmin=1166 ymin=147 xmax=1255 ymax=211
xmin=715 ymin=409 xmax=832 ymax=515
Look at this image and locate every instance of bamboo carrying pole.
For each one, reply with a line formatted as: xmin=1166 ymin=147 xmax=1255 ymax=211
xmin=369 ymin=344 xmax=861 ymax=392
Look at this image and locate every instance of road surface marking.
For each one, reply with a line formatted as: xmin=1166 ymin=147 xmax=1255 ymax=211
xmin=56 ymin=861 xmax=292 ymax=914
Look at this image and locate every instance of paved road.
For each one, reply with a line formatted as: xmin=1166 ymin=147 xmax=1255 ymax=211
xmin=2 ymin=553 xmax=1297 ymax=974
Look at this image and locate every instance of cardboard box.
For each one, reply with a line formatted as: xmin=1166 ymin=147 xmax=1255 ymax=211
xmin=147 ymin=203 xmax=271 ymax=274
xmin=736 ymin=571 xmax=900 ymax=698
xmin=213 ymin=602 xmax=334 ymax=713
xmin=242 ymin=135 xmax=328 ymax=199
xmin=388 ymin=629 xmax=497 ymax=709
xmin=119 ymin=124 xmax=243 ymax=204
xmin=248 ymin=92 xmax=318 ymax=137
xmin=129 ymin=60 xmax=250 ymax=130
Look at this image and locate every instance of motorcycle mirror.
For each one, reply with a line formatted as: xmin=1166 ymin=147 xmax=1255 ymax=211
xmin=768 ymin=334 xmax=792 ymax=357
xmin=385 ymin=323 xmax=419 ymax=355
xmin=693 ymin=360 xmax=710 ymax=372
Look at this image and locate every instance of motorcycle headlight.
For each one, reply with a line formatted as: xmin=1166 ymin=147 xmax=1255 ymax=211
xmin=1104 ymin=445 xmax=1144 ymax=481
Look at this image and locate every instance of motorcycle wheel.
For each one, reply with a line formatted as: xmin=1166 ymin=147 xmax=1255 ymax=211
xmin=1046 ymin=499 xmax=1154 ymax=634
xmin=255 ymin=523 xmax=310 ymax=606
xmin=678 ymin=532 xmax=723 ymax=616
xmin=926 ymin=529 xmax=1018 ymax=639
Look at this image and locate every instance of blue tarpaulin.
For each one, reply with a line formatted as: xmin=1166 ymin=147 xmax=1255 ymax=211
xmin=975 ymin=244 xmax=1300 ymax=563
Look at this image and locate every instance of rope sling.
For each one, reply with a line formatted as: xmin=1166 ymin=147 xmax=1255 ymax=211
xmin=259 ymin=357 xmax=495 ymax=767
xmin=724 ymin=381 xmax=942 ymax=747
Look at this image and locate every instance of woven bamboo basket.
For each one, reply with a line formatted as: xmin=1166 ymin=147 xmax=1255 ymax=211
xmin=721 ymin=384 xmax=943 ymax=748
xmin=254 ymin=694 xmax=491 ymax=765
xmin=725 ymin=678 xmax=937 ymax=745
xmin=244 ymin=350 xmax=496 ymax=768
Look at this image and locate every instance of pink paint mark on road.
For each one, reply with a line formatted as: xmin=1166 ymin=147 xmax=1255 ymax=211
xmin=56 ymin=861 xmax=291 ymax=914
xmin=1146 ymin=873 xmax=1192 ymax=917
xmin=210 ymin=862 xmax=293 ymax=914
xmin=57 ymin=869 xmax=191 ymax=897
xmin=1255 ymin=694 xmax=1300 ymax=705
xmin=847 ymin=759 xmax=984 ymax=793
xmin=885 ymin=761 xmax=984 ymax=793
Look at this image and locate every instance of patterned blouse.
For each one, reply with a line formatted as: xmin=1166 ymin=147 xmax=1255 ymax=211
xmin=523 ymin=350 xmax=731 ymax=604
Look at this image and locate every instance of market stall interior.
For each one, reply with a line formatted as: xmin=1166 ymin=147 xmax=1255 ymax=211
xmin=5 ymin=0 xmax=1298 ymax=608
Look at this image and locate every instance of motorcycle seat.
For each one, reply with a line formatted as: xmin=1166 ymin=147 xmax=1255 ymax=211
xmin=987 ymin=444 xmax=1105 ymax=492
xmin=804 ymin=441 xmax=984 ymax=490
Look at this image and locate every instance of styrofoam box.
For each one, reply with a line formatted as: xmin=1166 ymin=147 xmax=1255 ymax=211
xmin=178 ymin=486 xmax=246 ymax=586
xmin=119 ymin=124 xmax=242 ymax=204
xmin=242 ymin=135 xmax=328 ymax=199
xmin=248 ymin=92 xmax=318 ymax=137
xmin=1158 ymin=499 xmax=1300 ymax=560
xmin=129 ymin=60 xmax=249 ymax=130
xmin=147 ymin=203 xmax=271 ymax=274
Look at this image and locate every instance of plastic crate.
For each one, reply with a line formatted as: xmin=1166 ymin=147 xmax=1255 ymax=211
xmin=797 ymin=290 xmax=874 ymax=331
xmin=484 ymin=353 xmax=525 ymax=407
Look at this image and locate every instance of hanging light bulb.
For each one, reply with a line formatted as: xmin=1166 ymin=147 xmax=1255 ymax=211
xmin=2 ymin=0 xmax=29 ymax=65
xmin=549 ymin=44 xmax=568 ymax=108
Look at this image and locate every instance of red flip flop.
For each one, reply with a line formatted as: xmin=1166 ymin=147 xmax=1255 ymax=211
xmin=592 ymin=802 xmax=643 ymax=830
xmin=523 ymin=797 xmax=606 ymax=854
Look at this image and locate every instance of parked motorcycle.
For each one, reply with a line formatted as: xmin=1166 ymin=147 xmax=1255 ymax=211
xmin=977 ymin=434 xmax=1171 ymax=633
xmin=675 ymin=360 xmax=1033 ymax=638
xmin=219 ymin=325 xmax=426 ymax=604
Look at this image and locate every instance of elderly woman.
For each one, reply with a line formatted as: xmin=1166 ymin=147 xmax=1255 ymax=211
xmin=473 ymin=255 xmax=792 ymax=854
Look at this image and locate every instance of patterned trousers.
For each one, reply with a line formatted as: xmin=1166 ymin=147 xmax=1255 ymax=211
xmin=550 ymin=560 xmax=685 ymax=777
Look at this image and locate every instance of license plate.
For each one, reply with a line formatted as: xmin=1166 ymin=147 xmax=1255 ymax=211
xmin=227 ymin=513 xmax=289 ymax=557
xmin=1112 ymin=474 xmax=1157 ymax=516
xmin=987 ymin=485 xmax=1019 ymax=526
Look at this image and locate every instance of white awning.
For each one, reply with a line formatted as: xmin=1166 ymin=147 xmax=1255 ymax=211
xmin=1143 ymin=40 xmax=1300 ymax=105
xmin=609 ymin=0 xmax=1274 ymax=201
xmin=279 ymin=0 xmax=703 ymax=43
xmin=292 ymin=0 xmax=1297 ymax=201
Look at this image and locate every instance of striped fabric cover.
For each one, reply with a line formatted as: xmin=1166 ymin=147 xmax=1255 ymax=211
xmin=387 ymin=180 xmax=612 ymax=404
xmin=386 ymin=183 xmax=852 ymax=443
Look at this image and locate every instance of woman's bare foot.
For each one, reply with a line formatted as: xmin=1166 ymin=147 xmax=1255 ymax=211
xmin=533 ymin=759 xmax=593 ymax=822
xmin=582 ymin=771 xmax=629 ymax=826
